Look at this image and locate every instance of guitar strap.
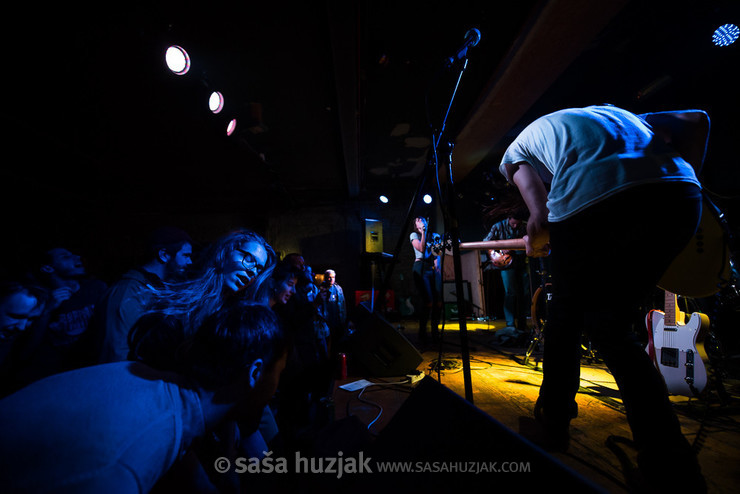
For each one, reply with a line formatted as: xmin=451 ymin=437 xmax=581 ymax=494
xmin=645 ymin=310 xmax=657 ymax=364
xmin=701 ymin=189 xmax=732 ymax=287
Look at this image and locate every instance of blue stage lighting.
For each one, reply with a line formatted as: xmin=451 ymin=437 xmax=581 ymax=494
xmin=712 ymin=24 xmax=739 ymax=47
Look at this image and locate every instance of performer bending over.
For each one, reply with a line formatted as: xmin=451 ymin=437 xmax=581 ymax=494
xmin=492 ymin=104 xmax=709 ymax=492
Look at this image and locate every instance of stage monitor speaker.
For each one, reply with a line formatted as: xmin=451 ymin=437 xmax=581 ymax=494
xmin=363 ymin=218 xmax=383 ymax=253
xmin=347 ymin=302 xmax=422 ymax=377
xmin=350 ymin=376 xmax=605 ymax=492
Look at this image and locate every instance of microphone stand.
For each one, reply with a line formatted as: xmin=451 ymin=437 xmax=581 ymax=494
xmin=378 ymin=52 xmax=476 ymax=404
xmin=430 ymin=57 xmax=474 ymax=404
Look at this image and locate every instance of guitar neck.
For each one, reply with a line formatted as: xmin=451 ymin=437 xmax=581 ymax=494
xmin=460 ymin=239 xmax=526 ymax=251
xmin=664 ymin=290 xmax=685 ymax=326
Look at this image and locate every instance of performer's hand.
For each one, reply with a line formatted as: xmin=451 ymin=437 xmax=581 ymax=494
xmin=524 ymin=216 xmax=550 ymax=257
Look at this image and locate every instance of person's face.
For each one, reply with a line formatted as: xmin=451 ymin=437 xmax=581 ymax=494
xmin=162 ymin=243 xmax=193 ymax=282
xmin=325 ymin=271 xmax=336 ymax=285
xmin=170 ymin=243 xmax=193 ymax=274
xmin=224 ymin=241 xmax=269 ymax=293
xmin=274 ymin=276 xmax=297 ymax=305
xmin=0 ymin=291 xmax=41 ymax=341
xmin=46 ymin=248 xmax=86 ymax=278
xmin=508 ymin=217 xmax=521 ymax=229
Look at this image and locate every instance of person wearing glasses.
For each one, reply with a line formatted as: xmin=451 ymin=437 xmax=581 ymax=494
xmin=96 ymin=226 xmax=194 ymax=364
xmin=128 ymin=227 xmax=277 ymax=367
xmin=120 ymin=229 xmax=280 ymax=491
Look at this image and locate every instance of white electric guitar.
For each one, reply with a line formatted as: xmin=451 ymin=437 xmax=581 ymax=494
xmin=645 ymin=290 xmax=709 ymax=398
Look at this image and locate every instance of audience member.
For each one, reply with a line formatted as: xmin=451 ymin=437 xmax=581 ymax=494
xmin=283 ymin=253 xmax=320 ymax=302
xmin=21 ymin=247 xmax=108 ymax=380
xmin=319 ymin=268 xmax=347 ymax=346
xmin=129 ymin=228 xmax=276 ymax=369
xmin=96 ymin=226 xmax=193 ymax=363
xmin=273 ymin=254 xmax=333 ymax=452
xmin=0 ymin=301 xmax=287 ymax=493
xmin=0 ymin=281 xmax=47 ymax=396
xmin=256 ymin=261 xmax=301 ymax=309
xmin=126 ymin=228 xmax=280 ymax=472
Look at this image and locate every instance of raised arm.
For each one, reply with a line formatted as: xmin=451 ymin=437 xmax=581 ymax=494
xmin=411 ymin=218 xmax=427 ymax=253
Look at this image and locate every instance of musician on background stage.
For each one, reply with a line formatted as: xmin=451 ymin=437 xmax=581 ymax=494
xmin=492 ymin=104 xmax=708 ymax=492
xmin=410 ymin=217 xmax=442 ymax=346
xmin=483 ymin=211 xmax=530 ymax=337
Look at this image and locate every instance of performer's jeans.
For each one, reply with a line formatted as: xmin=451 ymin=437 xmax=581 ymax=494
xmin=413 ymin=260 xmax=441 ymax=340
xmin=538 ymin=182 xmax=702 ymax=454
xmin=500 ymin=264 xmax=530 ymax=329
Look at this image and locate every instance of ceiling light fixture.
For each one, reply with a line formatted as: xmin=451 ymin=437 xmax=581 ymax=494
xmin=209 ymin=91 xmax=224 ymax=113
xmin=165 ymin=45 xmax=190 ymax=75
xmin=226 ymin=118 xmax=237 ymax=136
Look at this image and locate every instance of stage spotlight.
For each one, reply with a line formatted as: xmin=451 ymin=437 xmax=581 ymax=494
xmin=712 ymin=23 xmax=739 ymax=46
xmin=379 ymin=195 xmax=389 ymax=204
xmin=165 ymin=45 xmax=190 ymax=75
xmin=226 ymin=118 xmax=237 ymax=136
xmin=423 ymin=194 xmax=433 ymax=204
xmin=209 ymin=91 xmax=224 ymax=113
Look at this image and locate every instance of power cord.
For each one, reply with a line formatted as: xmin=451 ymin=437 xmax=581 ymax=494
xmin=347 ymin=374 xmax=425 ymax=431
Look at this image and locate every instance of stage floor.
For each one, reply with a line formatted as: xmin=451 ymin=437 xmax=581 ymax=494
xmin=387 ymin=317 xmax=740 ymax=493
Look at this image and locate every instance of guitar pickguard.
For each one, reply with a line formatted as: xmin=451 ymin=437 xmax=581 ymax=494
xmin=645 ymin=310 xmax=709 ymax=397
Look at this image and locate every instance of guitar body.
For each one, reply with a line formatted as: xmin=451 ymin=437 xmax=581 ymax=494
xmin=658 ymin=194 xmax=731 ymax=298
xmin=645 ymin=309 xmax=709 ymax=397
xmin=490 ymin=250 xmax=513 ymax=269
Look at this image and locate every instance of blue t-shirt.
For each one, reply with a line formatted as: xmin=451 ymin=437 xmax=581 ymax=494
xmin=500 ymin=105 xmax=701 ymax=222
xmin=0 ymin=361 xmax=206 ymax=493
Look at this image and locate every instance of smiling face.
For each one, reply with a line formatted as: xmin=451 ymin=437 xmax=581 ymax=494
xmin=223 ymin=241 xmax=269 ymax=293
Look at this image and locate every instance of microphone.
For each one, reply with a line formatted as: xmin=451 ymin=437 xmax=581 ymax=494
xmin=446 ymin=28 xmax=481 ymax=66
